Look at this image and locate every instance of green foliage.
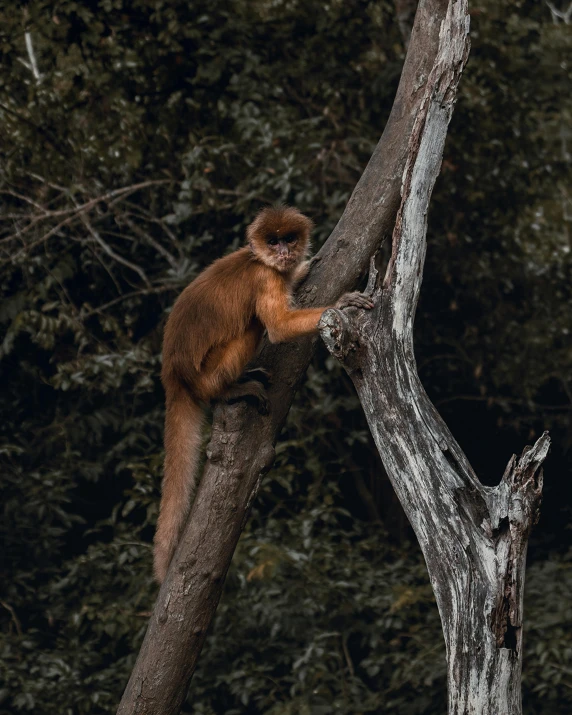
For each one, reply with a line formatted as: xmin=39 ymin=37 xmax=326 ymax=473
xmin=193 ymin=512 xmax=446 ymax=714
xmin=524 ymin=554 xmax=572 ymax=710
xmin=1 ymin=0 xmax=571 ymax=713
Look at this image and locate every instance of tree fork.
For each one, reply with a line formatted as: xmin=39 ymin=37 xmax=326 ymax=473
xmin=319 ymin=1 xmax=549 ymax=711
xmin=118 ymin=2 xmax=484 ymax=713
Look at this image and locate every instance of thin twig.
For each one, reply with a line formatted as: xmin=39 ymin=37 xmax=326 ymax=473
xmin=120 ymin=216 xmax=179 ymax=270
xmin=1 ymin=180 xmax=173 ymax=244
xmin=0 ymin=190 xmax=49 ymax=213
xmin=80 ymin=214 xmax=152 ymax=288
xmin=341 ymin=634 xmax=355 ymax=678
xmin=545 ymin=0 xmax=572 ymax=23
xmin=0 ymin=101 xmax=69 ymax=157
xmin=24 ymin=32 xmax=41 ymax=82
xmin=3 ymin=181 xmax=173 ymax=261
xmin=80 ymin=285 xmax=175 ymax=318
xmin=0 ymin=601 xmax=23 ymax=637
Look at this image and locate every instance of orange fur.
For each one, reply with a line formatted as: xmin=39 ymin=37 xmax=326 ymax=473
xmin=154 ymin=206 xmax=359 ymax=583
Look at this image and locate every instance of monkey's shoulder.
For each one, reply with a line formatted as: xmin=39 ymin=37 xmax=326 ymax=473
xmin=199 ymin=247 xmax=289 ymax=291
xmin=196 ymin=247 xmax=257 ymax=281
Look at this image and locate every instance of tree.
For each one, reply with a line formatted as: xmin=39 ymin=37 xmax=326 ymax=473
xmin=118 ymin=1 xmax=547 ymax=712
xmin=319 ymin=2 xmax=549 ymax=710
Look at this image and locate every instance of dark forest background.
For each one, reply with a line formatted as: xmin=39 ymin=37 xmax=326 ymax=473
xmin=1 ymin=1 xmax=571 ymax=713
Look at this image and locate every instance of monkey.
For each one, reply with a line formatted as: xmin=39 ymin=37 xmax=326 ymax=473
xmin=154 ymin=206 xmax=374 ymax=583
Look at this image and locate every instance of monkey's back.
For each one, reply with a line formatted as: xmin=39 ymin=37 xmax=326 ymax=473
xmin=162 ymin=247 xmax=270 ymax=387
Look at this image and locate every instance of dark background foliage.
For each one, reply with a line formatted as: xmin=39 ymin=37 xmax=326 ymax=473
xmin=1 ymin=1 xmax=571 ymax=713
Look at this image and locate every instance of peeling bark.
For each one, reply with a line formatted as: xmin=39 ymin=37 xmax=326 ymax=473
xmin=318 ymin=2 xmax=549 ymax=712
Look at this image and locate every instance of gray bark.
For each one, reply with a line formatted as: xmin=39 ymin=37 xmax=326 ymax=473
xmin=318 ymin=2 xmax=549 ymax=713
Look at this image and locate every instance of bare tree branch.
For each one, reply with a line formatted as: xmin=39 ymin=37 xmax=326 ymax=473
xmin=0 ymin=600 xmax=23 ymax=638
xmin=119 ymin=215 xmax=180 ymax=271
xmin=80 ymin=285 xmax=174 ymax=319
xmin=1 ymin=180 xmax=173 ymax=263
xmin=319 ymin=1 xmax=550 ymax=711
xmin=79 ymin=214 xmax=152 ymax=289
xmin=1 ymin=181 xmax=171 ymax=239
xmin=24 ymin=32 xmax=42 ymax=83
xmin=545 ymin=0 xmax=572 ymax=23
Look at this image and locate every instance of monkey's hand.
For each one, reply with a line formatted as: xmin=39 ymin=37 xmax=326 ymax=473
xmin=291 ymin=259 xmax=312 ymax=286
xmin=335 ymin=292 xmax=375 ymax=310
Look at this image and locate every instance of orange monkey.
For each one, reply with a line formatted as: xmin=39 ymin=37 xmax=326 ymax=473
xmin=154 ymin=206 xmax=373 ymax=582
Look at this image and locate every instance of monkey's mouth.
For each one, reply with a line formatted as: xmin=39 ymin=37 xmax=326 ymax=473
xmin=277 ymin=257 xmax=295 ymax=271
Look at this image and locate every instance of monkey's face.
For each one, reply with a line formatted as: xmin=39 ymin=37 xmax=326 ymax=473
xmin=247 ymin=206 xmax=312 ymax=273
xmin=266 ymin=232 xmax=302 ymax=271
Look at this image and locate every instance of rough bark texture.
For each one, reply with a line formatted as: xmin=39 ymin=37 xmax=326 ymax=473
xmin=318 ymin=2 xmax=549 ymax=713
xmin=115 ymin=2 xmax=485 ymax=713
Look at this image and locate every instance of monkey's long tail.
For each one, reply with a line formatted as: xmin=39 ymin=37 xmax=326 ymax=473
xmin=154 ymin=381 xmax=205 ymax=583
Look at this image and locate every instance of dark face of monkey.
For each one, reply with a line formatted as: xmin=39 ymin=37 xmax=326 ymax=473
xmin=266 ymin=231 xmax=299 ymax=270
xmin=246 ymin=206 xmax=313 ymax=274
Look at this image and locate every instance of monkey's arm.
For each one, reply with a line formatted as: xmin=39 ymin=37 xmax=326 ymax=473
xmin=256 ymin=272 xmax=326 ymax=343
xmin=290 ymin=259 xmax=312 ymax=286
xmin=257 ymin=273 xmax=374 ymax=343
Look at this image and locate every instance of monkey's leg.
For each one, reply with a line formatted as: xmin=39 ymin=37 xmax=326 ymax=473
xmin=200 ymin=328 xmax=268 ymax=412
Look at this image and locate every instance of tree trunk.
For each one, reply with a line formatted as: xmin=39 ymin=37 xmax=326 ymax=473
xmin=318 ymin=2 xmax=549 ymax=712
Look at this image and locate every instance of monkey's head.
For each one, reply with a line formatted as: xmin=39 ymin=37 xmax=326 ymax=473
xmin=247 ymin=206 xmax=313 ymax=273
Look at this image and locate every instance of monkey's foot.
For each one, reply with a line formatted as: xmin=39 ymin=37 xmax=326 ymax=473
xmin=335 ymin=292 xmax=375 ymax=310
xmin=221 ymin=380 xmax=269 ymax=415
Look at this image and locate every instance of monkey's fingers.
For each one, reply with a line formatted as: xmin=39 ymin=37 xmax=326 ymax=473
xmin=336 ymin=292 xmax=375 ymax=310
xmin=346 ymin=294 xmax=374 ymax=309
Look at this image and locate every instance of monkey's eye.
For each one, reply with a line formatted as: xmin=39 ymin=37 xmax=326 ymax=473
xmin=283 ymin=233 xmax=297 ymax=243
xmin=267 ymin=237 xmax=279 ymax=246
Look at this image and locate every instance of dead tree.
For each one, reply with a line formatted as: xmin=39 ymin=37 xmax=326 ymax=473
xmin=318 ymin=2 xmax=549 ymax=713
xmin=118 ymin=1 xmax=548 ymax=713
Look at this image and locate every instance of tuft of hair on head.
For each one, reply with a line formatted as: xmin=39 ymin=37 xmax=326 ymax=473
xmin=246 ymin=205 xmax=314 ymax=249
